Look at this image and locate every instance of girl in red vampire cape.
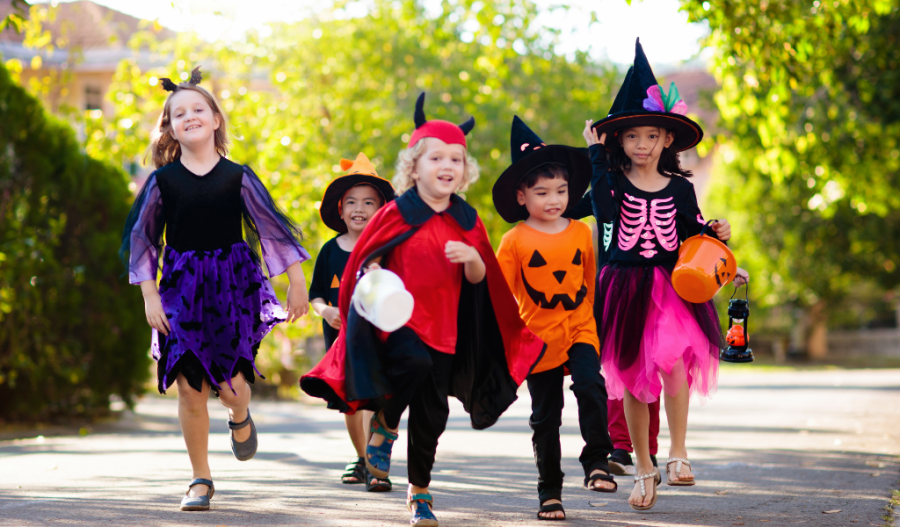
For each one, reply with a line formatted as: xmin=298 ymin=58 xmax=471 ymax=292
xmin=301 ymin=93 xmax=544 ymax=527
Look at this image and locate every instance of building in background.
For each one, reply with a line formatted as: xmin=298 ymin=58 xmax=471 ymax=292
xmin=0 ymin=1 xmax=174 ymax=116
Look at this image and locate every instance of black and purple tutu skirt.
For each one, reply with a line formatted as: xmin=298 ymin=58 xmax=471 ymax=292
xmin=151 ymin=241 xmax=286 ymax=394
xmin=596 ymin=263 xmax=722 ymax=403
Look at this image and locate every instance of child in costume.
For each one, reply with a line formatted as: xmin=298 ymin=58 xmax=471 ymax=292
xmin=584 ymin=40 xmax=748 ymax=511
xmin=493 ymin=117 xmax=616 ymax=521
xmin=308 ymin=152 xmax=396 ymax=491
xmin=301 ymin=93 xmax=544 ymax=527
xmin=120 ymin=68 xmax=309 ymax=511
xmin=568 ymin=174 xmax=662 ymax=477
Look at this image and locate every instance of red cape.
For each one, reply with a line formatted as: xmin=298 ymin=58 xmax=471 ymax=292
xmin=301 ymin=189 xmax=545 ymax=429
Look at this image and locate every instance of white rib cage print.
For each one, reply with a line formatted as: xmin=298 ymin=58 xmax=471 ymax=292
xmin=618 ymin=193 xmax=679 ymax=259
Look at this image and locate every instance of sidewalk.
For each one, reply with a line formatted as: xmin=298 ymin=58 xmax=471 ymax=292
xmin=1 ymin=367 xmax=898 ymax=526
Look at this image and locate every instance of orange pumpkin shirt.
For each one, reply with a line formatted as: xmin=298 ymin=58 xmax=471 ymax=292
xmin=496 ymin=220 xmax=599 ymax=374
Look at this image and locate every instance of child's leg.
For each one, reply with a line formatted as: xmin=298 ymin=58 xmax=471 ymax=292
xmin=649 ymin=399 xmax=661 ymax=457
xmin=379 ymin=328 xmax=435 ymax=431
xmin=526 ymin=365 xmax=565 ymax=515
xmin=176 ymin=374 xmax=212 ymax=498
xmin=345 ymin=412 xmax=367 ymax=457
xmin=567 ymin=343 xmax=615 ymax=489
xmin=607 ymin=398 xmax=632 ymax=452
xmin=660 ymin=358 xmax=693 ymax=482
xmin=368 ymin=328 xmax=433 ymax=466
xmin=218 ymin=372 xmax=252 ymax=443
xmin=343 ymin=411 xmax=378 ymax=484
xmin=623 ymin=390 xmax=655 ymax=508
xmin=406 ymin=349 xmax=453 ymax=495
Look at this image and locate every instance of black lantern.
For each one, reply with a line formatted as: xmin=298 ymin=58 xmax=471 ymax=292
xmin=720 ymin=283 xmax=754 ymax=363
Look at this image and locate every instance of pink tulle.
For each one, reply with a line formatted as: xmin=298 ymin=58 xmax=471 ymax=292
xmin=601 ymin=267 xmax=718 ymax=403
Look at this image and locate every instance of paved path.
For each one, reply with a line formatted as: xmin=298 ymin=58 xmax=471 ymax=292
xmin=1 ymin=367 xmax=899 ymax=526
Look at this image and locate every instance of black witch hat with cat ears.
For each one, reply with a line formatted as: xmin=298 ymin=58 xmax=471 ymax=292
xmin=492 ymin=116 xmax=591 ymax=223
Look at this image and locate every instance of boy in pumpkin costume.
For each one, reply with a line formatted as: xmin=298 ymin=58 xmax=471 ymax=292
xmin=494 ymin=117 xmax=617 ymax=521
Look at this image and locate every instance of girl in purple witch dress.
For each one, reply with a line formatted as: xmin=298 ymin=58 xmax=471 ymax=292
xmin=120 ymin=68 xmax=310 ymax=511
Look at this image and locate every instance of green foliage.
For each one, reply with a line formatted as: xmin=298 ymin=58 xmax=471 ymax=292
xmin=77 ymin=0 xmax=617 ymax=394
xmin=0 ymin=62 xmax=149 ymax=422
xmin=0 ymin=0 xmax=29 ymax=33
xmin=681 ymin=0 xmax=900 ymax=317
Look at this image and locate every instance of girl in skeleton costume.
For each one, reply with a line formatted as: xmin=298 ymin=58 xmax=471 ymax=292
xmin=584 ymin=40 xmax=747 ymax=511
xmin=120 ymin=68 xmax=310 ymax=511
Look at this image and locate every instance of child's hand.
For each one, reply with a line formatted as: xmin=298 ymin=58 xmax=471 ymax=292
xmin=445 ymin=241 xmax=479 ymax=264
xmin=583 ymin=120 xmax=606 ymax=147
xmin=143 ymin=290 xmax=171 ymax=336
xmin=734 ymin=267 xmax=749 ymax=287
xmin=322 ymin=306 xmax=342 ymax=330
xmin=364 ymin=261 xmax=382 ymax=273
xmin=711 ymin=219 xmax=731 ymax=241
xmin=286 ymin=282 xmax=309 ymax=322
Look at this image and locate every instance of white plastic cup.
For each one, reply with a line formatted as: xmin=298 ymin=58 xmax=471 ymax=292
xmin=352 ymin=268 xmax=414 ymax=332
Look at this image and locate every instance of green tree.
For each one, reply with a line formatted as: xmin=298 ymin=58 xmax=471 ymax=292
xmin=681 ymin=0 xmax=900 ymax=355
xmin=0 ymin=61 xmax=149 ymax=421
xmin=77 ymin=0 xmax=619 ymax=392
xmin=0 ymin=0 xmax=28 ymax=33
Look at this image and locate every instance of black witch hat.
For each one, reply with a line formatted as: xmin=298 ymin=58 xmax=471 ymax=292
xmin=592 ymin=38 xmax=703 ymax=152
xmin=492 ymin=116 xmax=591 ymax=223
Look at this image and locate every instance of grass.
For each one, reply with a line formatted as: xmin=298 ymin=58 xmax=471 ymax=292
xmin=883 ymin=489 xmax=899 ymax=526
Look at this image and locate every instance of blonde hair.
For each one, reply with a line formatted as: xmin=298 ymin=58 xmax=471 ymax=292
xmin=393 ymin=138 xmax=480 ymax=195
xmin=146 ymin=83 xmax=229 ymax=169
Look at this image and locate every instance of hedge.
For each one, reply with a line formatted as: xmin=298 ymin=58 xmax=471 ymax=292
xmin=0 ymin=62 xmax=149 ymax=422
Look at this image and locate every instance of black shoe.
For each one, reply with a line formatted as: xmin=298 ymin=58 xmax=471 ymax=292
xmin=608 ymin=449 xmax=635 ymax=476
xmin=650 ymin=454 xmax=658 ymax=468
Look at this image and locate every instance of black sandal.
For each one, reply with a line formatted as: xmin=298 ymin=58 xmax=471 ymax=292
xmin=537 ymin=501 xmax=566 ymax=521
xmin=365 ymin=468 xmax=392 ymax=492
xmin=341 ymin=457 xmax=366 ymax=484
xmin=584 ymin=469 xmax=617 ymax=493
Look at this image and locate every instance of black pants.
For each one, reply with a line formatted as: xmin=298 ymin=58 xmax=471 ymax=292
xmin=527 ymin=343 xmax=614 ymax=503
xmin=380 ymin=327 xmax=453 ymax=488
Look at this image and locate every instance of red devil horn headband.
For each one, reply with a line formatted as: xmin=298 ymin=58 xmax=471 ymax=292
xmin=408 ymin=92 xmax=475 ymax=148
xmin=159 ymin=66 xmax=203 ymax=93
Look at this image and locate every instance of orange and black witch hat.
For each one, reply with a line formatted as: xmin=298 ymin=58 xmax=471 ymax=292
xmin=320 ymin=153 xmax=396 ymax=233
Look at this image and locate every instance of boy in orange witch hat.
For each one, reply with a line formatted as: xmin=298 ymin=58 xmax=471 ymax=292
xmin=308 ymin=152 xmax=396 ymax=491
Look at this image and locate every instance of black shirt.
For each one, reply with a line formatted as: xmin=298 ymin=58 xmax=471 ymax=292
xmin=586 ymin=144 xmax=721 ymax=267
xmin=155 ymin=157 xmax=245 ymax=252
xmin=308 ymin=236 xmax=351 ymax=349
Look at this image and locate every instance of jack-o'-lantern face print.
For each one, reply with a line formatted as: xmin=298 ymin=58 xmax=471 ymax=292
xmin=520 ymin=248 xmax=587 ymax=311
xmin=714 ymin=256 xmax=732 ymax=287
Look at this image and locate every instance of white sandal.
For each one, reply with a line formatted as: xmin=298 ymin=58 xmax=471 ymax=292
xmin=629 ymin=472 xmax=659 ymax=511
xmin=666 ymin=457 xmax=695 ymax=486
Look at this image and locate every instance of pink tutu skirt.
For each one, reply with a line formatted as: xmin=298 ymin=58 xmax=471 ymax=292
xmin=597 ymin=264 xmax=721 ymax=403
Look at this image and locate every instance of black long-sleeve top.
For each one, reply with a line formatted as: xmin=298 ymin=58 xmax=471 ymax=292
xmin=570 ymin=144 xmax=721 ymax=268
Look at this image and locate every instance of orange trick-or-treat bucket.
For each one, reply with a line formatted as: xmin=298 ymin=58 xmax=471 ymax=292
xmin=671 ymin=220 xmax=737 ymax=304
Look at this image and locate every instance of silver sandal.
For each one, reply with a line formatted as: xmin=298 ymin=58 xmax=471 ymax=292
xmin=630 ymin=472 xmax=659 ymax=511
xmin=666 ymin=457 xmax=695 ymax=486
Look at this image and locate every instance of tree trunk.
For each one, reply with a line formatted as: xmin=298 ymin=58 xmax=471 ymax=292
xmin=806 ymin=300 xmax=829 ymax=359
